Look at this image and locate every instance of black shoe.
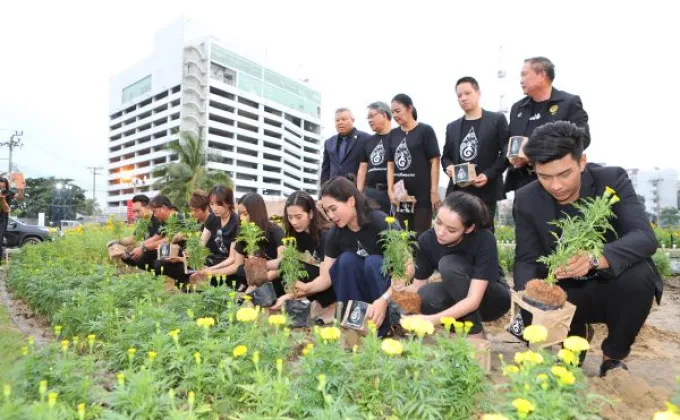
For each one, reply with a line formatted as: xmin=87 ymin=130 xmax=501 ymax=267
xmin=577 ymin=324 xmax=596 ymax=367
xmin=599 ymin=359 xmax=628 ymax=377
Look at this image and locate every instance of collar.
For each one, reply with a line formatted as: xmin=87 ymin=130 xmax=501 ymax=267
xmin=517 ymin=87 xmax=567 ymax=109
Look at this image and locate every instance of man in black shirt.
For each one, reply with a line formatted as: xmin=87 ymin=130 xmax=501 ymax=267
xmin=122 ymin=194 xmax=163 ymax=271
xmin=320 ymin=108 xmax=371 ymax=186
xmin=504 ymin=57 xmax=590 ymax=193
xmin=0 ymin=177 xmax=14 ymax=265
xmin=442 ymin=77 xmax=509 ymax=228
xmin=357 ymin=101 xmax=392 ymax=213
xmin=513 ymin=122 xmax=661 ymax=377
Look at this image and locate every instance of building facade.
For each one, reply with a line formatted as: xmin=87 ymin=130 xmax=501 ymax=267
xmin=107 ymin=18 xmax=322 ymax=212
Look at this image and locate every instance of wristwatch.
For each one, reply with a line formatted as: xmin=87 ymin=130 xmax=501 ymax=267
xmin=141 ymin=243 xmax=147 ymax=253
xmin=381 ymin=292 xmax=391 ymax=302
xmin=588 ymin=254 xmax=600 ymax=270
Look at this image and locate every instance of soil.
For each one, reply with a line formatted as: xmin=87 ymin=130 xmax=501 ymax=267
xmin=524 ymin=279 xmax=568 ymax=308
xmin=391 ymin=290 xmax=422 ymax=314
xmin=485 ymin=276 xmax=680 ymax=419
xmin=244 ymin=256 xmax=268 ymax=286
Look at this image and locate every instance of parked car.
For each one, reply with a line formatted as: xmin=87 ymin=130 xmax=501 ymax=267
xmin=3 ymin=217 xmax=51 ymax=247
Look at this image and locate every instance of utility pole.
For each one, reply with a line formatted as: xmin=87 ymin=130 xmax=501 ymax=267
xmin=87 ymin=166 xmax=103 ymax=222
xmin=0 ymin=129 xmax=23 ymax=174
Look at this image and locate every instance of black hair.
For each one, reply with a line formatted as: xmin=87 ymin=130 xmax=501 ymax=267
xmin=320 ymin=176 xmax=378 ymax=227
xmin=441 ymin=191 xmax=492 ymax=230
xmin=237 ymin=192 xmax=274 ymax=233
xmin=0 ymin=177 xmax=9 ymax=189
xmin=525 ymin=56 xmax=555 ymax=82
xmin=524 ymin=121 xmax=585 ymax=164
xmin=189 ymin=190 xmax=209 ymax=211
xmin=284 ymin=190 xmax=330 ymax=247
xmin=391 ymin=93 xmax=418 ymax=121
xmin=149 ymin=195 xmax=175 ymax=210
xmin=209 ymin=185 xmax=235 ymax=211
xmin=132 ymin=194 xmax=150 ymax=206
xmin=456 ymin=76 xmax=480 ymax=91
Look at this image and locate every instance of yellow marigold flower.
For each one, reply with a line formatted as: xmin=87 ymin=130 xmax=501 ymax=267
xmin=147 ymin=351 xmax=157 ymax=361
xmin=302 ymin=343 xmax=314 ymax=356
xmin=558 ymin=370 xmax=576 ymax=386
xmin=128 ymin=348 xmax=136 ymax=358
xmin=87 ymin=334 xmax=96 ymax=344
xmin=352 ymin=344 xmax=358 ymax=353
xmin=603 ymin=186 xmax=616 ymax=198
xmin=61 ymin=340 xmax=69 ymax=353
xmin=316 ymin=374 xmax=327 ymax=391
xmin=233 ymin=345 xmax=248 ymax=358
xmin=551 ymin=365 xmax=569 ymax=378
xmin=48 ymin=392 xmax=58 ymax=408
xmin=3 ymin=384 xmax=11 ymax=399
xmin=385 ymin=216 xmax=395 ymax=225
xmin=514 ymin=350 xmax=543 ymax=365
xmin=563 ymin=336 xmax=590 ymax=353
xmin=502 ymin=365 xmax=520 ymax=376
xmin=196 ymin=317 xmax=215 ymax=328
xmin=609 ymin=195 xmax=621 ymax=205
xmin=440 ymin=316 xmax=455 ymax=330
xmin=414 ymin=319 xmax=435 ymax=337
xmin=168 ymin=329 xmax=180 ymax=345
xmin=523 ymin=324 xmax=548 ymax=344
xmin=21 ymin=346 xmax=28 ymax=356
xmin=28 ymin=336 xmax=35 ymax=346
xmin=54 ymin=325 xmax=62 ymax=337
xmin=39 ymin=380 xmax=48 ymax=395
xmin=236 ymin=307 xmax=258 ymax=323
xmin=653 ymin=411 xmax=680 ymax=420
xmin=186 ymin=309 xmax=195 ymax=319
xmin=453 ymin=321 xmax=464 ymax=334
xmin=77 ymin=403 xmax=86 ymax=420
xmin=400 ymin=317 xmax=416 ymax=332
xmin=188 ymin=390 xmax=195 ymax=407
xmin=243 ymin=294 xmax=252 ymax=301
xmin=268 ymin=314 xmax=287 ymax=327
xmin=512 ymin=398 xmax=535 ymax=416
xmin=367 ymin=320 xmax=377 ymax=334
xmin=320 ymin=326 xmax=342 ymax=342
xmin=276 ymin=358 xmax=283 ymax=374
xmin=558 ymin=348 xmax=578 ymax=366
xmin=463 ymin=321 xmax=474 ymax=334
xmin=252 ymin=350 xmax=260 ymax=365
xmin=481 ymin=415 xmax=509 ymax=420
xmin=381 ymin=338 xmax=404 ymax=356
xmin=194 ymin=351 xmax=201 ymax=365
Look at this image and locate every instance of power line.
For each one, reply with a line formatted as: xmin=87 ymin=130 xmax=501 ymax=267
xmin=0 ymin=129 xmax=23 ymax=174
xmin=87 ymin=166 xmax=103 ymax=222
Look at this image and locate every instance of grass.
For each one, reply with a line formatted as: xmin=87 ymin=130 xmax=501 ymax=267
xmin=0 ymin=300 xmax=25 ymax=386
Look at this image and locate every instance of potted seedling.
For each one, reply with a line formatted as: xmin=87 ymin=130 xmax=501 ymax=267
xmin=184 ymin=231 xmax=211 ymax=276
xmin=380 ymin=217 xmax=420 ymax=314
xmin=109 ymin=216 xmax=150 ymax=259
xmin=237 ymin=222 xmax=276 ymax=306
xmin=511 ymin=187 xmax=619 ymax=346
xmin=158 ymin=213 xmax=185 ymax=260
xmin=279 ymin=237 xmax=311 ymax=327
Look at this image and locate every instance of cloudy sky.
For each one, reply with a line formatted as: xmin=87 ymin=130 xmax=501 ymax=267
xmin=1 ymin=0 xmax=678 ymax=208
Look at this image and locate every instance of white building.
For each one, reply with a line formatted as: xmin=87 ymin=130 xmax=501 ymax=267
xmin=627 ymin=167 xmax=679 ymax=216
xmin=106 ymin=18 xmax=322 ymax=212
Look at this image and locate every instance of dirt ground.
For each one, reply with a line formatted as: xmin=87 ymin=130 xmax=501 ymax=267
xmin=485 ymin=276 xmax=680 ymax=419
xmin=1 ymin=269 xmax=678 ymax=419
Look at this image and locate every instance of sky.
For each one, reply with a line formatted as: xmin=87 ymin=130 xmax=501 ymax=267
xmin=1 ymin=0 xmax=679 ymax=209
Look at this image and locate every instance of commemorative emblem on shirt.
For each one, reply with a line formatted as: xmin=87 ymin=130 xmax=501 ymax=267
xmin=459 ymin=127 xmax=479 ymax=162
xmin=549 ymin=105 xmax=559 ymax=115
xmin=394 ymin=138 xmax=412 ymax=171
xmin=370 ymin=140 xmax=385 ymax=166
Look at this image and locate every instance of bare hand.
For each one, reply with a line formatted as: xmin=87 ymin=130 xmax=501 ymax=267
xmin=129 ymin=247 xmax=143 ymax=261
xmin=367 ymin=298 xmax=388 ymax=328
xmin=164 ymin=256 xmax=184 ymax=264
xmin=473 ymin=174 xmax=488 ymax=188
xmin=445 ymin=165 xmax=455 ymax=178
xmin=388 ymin=191 xmax=399 ymax=207
xmin=294 ymin=280 xmax=310 ymax=297
xmin=554 ymin=253 xmax=591 ymax=279
xmin=510 ymin=156 xmax=528 ymax=169
xmin=431 ymin=191 xmax=441 ymax=211
xmin=271 ymin=293 xmax=293 ymax=311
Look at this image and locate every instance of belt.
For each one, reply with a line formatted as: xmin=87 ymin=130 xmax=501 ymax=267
xmin=368 ymin=183 xmax=388 ymax=191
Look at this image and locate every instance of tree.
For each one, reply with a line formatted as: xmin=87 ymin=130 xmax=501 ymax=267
xmin=152 ymin=131 xmax=232 ymax=211
xmin=82 ymin=198 xmax=102 ymax=217
xmin=12 ymin=177 xmax=87 ymax=221
xmin=659 ymin=207 xmax=680 ymax=229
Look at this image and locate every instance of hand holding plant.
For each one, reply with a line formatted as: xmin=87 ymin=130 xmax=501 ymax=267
xmin=279 ymin=237 xmax=308 ymax=295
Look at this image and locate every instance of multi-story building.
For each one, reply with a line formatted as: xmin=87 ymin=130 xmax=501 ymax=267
xmin=106 ymin=17 xmax=322 ymax=213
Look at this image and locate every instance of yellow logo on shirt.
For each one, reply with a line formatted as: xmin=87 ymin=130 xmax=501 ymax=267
xmin=549 ymin=105 xmax=559 ymax=115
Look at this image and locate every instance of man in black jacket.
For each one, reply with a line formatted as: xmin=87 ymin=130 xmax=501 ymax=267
xmin=513 ymin=121 xmax=662 ymax=377
xmin=320 ymin=108 xmax=371 ymax=186
xmin=505 ymin=57 xmax=590 ymax=193
xmin=442 ymin=77 xmax=509 ymax=227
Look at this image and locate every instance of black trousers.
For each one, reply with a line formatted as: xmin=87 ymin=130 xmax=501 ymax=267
xmin=418 ymin=255 xmax=511 ymax=334
xmin=122 ymin=250 xmax=158 ymax=272
xmin=365 ymin=186 xmax=391 ymax=214
xmin=396 ymin=207 xmax=433 ymax=236
xmin=300 ymin=263 xmax=336 ymax=307
xmin=560 ymin=261 xmax=657 ymax=360
xmin=0 ymin=212 xmax=8 ymax=264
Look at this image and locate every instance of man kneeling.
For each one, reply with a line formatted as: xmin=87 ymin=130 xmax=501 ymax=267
xmin=513 ymin=121 xmax=663 ymax=377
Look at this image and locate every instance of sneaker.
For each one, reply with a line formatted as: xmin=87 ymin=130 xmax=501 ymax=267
xmin=599 ymin=359 xmax=628 ymax=377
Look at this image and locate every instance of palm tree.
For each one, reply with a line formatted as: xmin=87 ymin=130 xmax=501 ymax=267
xmin=152 ymin=131 xmax=232 ymax=210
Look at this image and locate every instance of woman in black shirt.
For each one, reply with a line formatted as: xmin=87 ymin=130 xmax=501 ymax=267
xmin=401 ymin=191 xmax=510 ymax=336
xmin=270 ymin=191 xmax=336 ymax=318
xmin=387 ymin=93 xmax=441 ymax=236
xmin=298 ymin=177 xmax=398 ymax=336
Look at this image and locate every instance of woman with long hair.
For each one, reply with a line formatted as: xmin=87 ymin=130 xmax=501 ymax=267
xmin=270 ymin=191 xmax=336 ymax=321
xmin=387 ymin=93 xmax=441 ymax=235
xmin=298 ymin=177 xmax=398 ymax=336
xmin=401 ymin=191 xmax=510 ymax=337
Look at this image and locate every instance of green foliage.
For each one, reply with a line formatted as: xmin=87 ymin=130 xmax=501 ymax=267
xmin=538 ymin=188 xmax=618 ymax=284
xmin=652 ymin=249 xmax=672 ymax=278
xmin=11 ymin=177 xmax=87 ymax=220
xmin=235 ymin=221 xmax=266 ymax=257
xmin=185 ymin=232 xmax=211 ymax=271
xmin=659 ymin=207 xmax=680 ymax=229
xmin=279 ymin=237 xmax=308 ymax=294
xmin=380 ymin=217 xmax=417 ymax=281
xmin=653 ymin=225 xmax=672 ymax=248
xmin=132 ymin=217 xmax=152 ymax=242
xmin=495 ymin=225 xmax=515 ymax=243
xmin=151 ymin=131 xmax=232 ymax=212
xmin=498 ymin=244 xmax=515 ymax=274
